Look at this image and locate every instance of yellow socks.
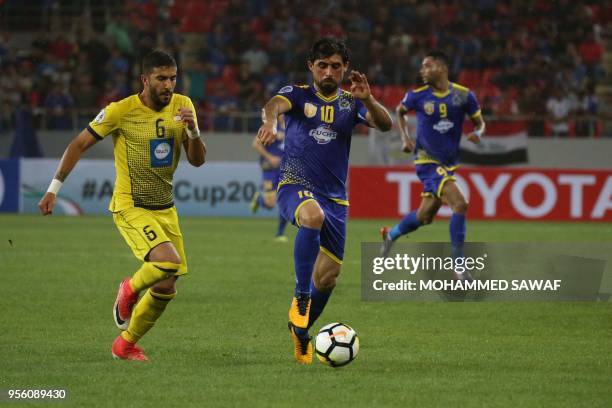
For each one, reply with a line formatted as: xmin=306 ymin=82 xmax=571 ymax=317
xmin=121 ymin=289 xmax=176 ymax=344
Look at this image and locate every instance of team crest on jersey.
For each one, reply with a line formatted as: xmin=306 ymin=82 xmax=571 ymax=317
xmin=94 ymin=109 xmax=106 ymax=123
xmin=433 ymin=119 xmax=454 ymax=134
xmin=452 ymin=92 xmax=462 ymax=106
xmin=339 ymin=98 xmax=351 ymax=111
xmin=424 ymin=102 xmax=435 ymax=115
xmin=304 ymin=103 xmax=318 ymax=118
xmin=452 ymin=92 xmax=464 ymax=107
xmin=278 ymin=85 xmax=293 ymax=94
xmin=309 ymin=124 xmax=337 ymax=144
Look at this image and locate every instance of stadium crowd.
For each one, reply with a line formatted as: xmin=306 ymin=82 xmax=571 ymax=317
xmin=0 ymin=0 xmax=610 ymax=136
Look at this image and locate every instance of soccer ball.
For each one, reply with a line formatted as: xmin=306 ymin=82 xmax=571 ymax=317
xmin=314 ymin=323 xmax=359 ymax=367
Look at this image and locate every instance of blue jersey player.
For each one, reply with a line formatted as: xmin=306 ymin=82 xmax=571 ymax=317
xmin=250 ymin=114 xmax=288 ymax=241
xmin=381 ymin=50 xmax=486 ymax=281
xmin=257 ymin=38 xmax=392 ymax=364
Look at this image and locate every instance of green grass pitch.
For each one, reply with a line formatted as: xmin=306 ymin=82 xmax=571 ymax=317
xmin=1 ymin=215 xmax=611 ymax=407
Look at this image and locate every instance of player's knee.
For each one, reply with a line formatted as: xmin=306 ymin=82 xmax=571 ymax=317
xmin=452 ymin=199 xmax=469 ymax=214
xmin=417 ymin=210 xmax=435 ymax=225
xmin=149 ymin=243 xmax=182 ymax=265
xmin=299 ymin=208 xmax=325 ymax=229
xmin=152 ymin=277 xmax=178 ymax=295
xmin=157 ymin=251 xmax=181 ymax=265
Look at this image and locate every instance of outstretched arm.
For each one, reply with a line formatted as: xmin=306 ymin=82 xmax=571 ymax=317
xmin=348 ymin=70 xmax=393 ymax=131
xmin=38 ymin=128 xmax=98 ymax=215
xmin=257 ymin=96 xmax=291 ymax=146
xmin=396 ymin=104 xmax=415 ymax=153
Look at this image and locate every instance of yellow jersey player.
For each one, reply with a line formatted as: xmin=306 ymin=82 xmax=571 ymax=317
xmin=38 ymin=50 xmax=206 ymax=361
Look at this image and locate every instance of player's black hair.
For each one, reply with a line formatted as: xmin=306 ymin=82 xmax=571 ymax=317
xmin=142 ymin=49 xmax=177 ymax=74
xmin=308 ymin=38 xmax=350 ymax=63
xmin=426 ymin=50 xmax=450 ymax=67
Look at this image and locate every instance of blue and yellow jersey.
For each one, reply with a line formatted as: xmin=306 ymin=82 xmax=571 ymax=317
xmin=87 ymin=93 xmax=197 ymax=212
xmin=274 ymin=84 xmax=370 ymax=203
xmin=401 ymin=83 xmax=481 ymax=167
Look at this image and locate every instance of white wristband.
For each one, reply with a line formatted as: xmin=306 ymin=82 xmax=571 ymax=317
xmin=185 ymin=127 xmax=201 ymax=140
xmin=47 ymin=179 xmax=63 ymax=195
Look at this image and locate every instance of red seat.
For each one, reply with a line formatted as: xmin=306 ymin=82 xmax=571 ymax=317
xmin=381 ymin=85 xmax=407 ymax=108
xmin=481 ymin=69 xmax=499 ymax=86
xmin=458 ymin=69 xmax=481 ymax=88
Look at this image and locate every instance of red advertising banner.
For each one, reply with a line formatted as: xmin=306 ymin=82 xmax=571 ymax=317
xmin=348 ymin=166 xmax=612 ymax=221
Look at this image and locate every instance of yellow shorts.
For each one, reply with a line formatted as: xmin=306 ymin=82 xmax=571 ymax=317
xmin=112 ymin=206 xmax=188 ymax=275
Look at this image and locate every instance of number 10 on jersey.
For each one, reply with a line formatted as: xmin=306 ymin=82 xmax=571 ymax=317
xmin=321 ymin=106 xmax=334 ymax=123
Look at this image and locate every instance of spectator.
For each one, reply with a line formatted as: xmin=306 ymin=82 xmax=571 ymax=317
xmin=575 ymin=83 xmax=600 ymax=137
xmin=546 ymin=88 xmax=575 ymax=137
xmin=44 ymin=83 xmax=73 ymax=130
xmin=236 ymin=62 xmax=262 ymax=111
xmin=105 ymin=15 xmax=134 ymax=57
xmin=241 ymin=42 xmax=269 ymax=76
xmin=578 ymin=30 xmax=603 ymax=67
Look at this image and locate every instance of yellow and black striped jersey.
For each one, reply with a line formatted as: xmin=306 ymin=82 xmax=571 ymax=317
xmin=88 ymin=93 xmax=198 ymax=212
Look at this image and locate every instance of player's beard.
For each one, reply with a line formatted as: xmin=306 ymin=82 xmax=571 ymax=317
xmin=151 ymin=88 xmax=173 ymax=109
xmin=318 ymin=78 xmax=338 ymax=96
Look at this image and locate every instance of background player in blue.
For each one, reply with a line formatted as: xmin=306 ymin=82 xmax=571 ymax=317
xmin=381 ymin=50 xmax=486 ymax=281
xmin=257 ymin=38 xmax=392 ymax=364
xmin=250 ymin=114 xmax=288 ymax=242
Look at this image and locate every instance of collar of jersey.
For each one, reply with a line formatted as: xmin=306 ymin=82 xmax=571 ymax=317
xmin=311 ymin=84 xmax=341 ymax=102
xmin=431 ymin=83 xmax=453 ymax=98
xmin=136 ymin=93 xmax=175 ymax=113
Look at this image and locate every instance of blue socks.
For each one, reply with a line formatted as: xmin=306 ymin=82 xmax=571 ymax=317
xmin=294 ymin=226 xmax=320 ymax=294
xmin=276 ymin=214 xmax=287 ymax=237
xmin=450 ymin=213 xmax=466 ymax=258
xmin=389 ymin=211 xmax=422 ymax=240
xmin=390 ymin=211 xmax=466 ymax=257
xmin=307 ymin=280 xmax=332 ymax=329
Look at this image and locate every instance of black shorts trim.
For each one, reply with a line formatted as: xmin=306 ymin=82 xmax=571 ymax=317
xmin=136 ymin=202 xmax=175 ymax=210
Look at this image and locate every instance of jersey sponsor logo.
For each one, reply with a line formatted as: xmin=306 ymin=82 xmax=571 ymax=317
xmin=304 ymin=103 xmax=318 ymax=118
xmin=154 ymin=143 xmax=171 ymax=159
xmin=150 ymin=138 xmax=174 ymax=168
xmin=309 ymin=124 xmax=337 ymax=144
xmin=94 ymin=109 xmax=106 ymax=124
xmin=278 ymin=85 xmax=293 ymax=94
xmin=433 ymin=119 xmax=454 ymax=134
xmin=424 ymin=102 xmax=435 ymax=115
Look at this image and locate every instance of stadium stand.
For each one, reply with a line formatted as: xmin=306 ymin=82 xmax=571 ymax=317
xmin=0 ymin=0 xmax=610 ymax=136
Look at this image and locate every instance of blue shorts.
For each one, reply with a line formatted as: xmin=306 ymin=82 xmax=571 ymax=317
xmin=262 ymin=170 xmax=280 ymax=193
xmin=277 ymin=184 xmax=347 ymax=264
xmin=416 ymin=163 xmax=457 ymax=198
